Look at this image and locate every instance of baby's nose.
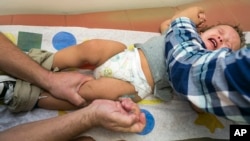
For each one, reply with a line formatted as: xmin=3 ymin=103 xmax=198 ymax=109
xmin=218 ymin=36 xmax=223 ymax=42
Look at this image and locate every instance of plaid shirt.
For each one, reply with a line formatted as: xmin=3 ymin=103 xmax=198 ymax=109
xmin=164 ymin=17 xmax=250 ymax=123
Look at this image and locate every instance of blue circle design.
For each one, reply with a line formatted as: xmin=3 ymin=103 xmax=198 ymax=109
xmin=138 ymin=109 xmax=155 ymax=135
xmin=52 ymin=31 xmax=76 ymax=50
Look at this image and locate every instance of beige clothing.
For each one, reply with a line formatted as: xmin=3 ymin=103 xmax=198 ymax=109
xmin=8 ymin=49 xmax=54 ymax=112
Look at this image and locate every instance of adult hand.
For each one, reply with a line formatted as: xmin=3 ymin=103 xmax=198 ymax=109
xmin=0 ymin=98 xmax=145 ymax=141
xmin=47 ymin=71 xmax=93 ymax=107
xmin=89 ymin=98 xmax=146 ymax=132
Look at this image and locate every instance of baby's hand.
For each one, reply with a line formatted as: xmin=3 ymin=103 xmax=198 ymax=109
xmin=171 ymin=6 xmax=206 ymax=27
xmin=160 ymin=19 xmax=171 ymax=34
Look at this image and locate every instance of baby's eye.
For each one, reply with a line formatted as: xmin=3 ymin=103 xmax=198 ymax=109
xmin=218 ymin=28 xmax=224 ymax=35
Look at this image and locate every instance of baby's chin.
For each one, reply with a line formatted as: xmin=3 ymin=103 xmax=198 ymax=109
xmin=206 ymin=46 xmax=213 ymax=51
xmin=204 ymin=43 xmax=213 ymax=51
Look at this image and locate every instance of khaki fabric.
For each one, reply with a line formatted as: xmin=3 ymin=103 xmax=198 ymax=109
xmin=9 ymin=80 xmax=41 ymax=112
xmin=8 ymin=49 xmax=55 ymax=112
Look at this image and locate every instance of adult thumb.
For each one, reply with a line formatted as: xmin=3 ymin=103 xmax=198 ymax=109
xmin=69 ymin=93 xmax=87 ymax=107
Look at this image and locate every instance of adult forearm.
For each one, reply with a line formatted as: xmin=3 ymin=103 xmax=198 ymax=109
xmin=0 ymin=108 xmax=93 ymax=141
xmin=0 ymin=32 xmax=50 ymax=88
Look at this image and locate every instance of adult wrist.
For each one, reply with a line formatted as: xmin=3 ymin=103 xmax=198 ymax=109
xmin=79 ymin=107 xmax=98 ymax=129
xmin=38 ymin=70 xmax=54 ymax=92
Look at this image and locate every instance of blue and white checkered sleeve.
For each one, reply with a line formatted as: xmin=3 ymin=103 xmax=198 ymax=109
xmin=165 ymin=17 xmax=250 ymax=123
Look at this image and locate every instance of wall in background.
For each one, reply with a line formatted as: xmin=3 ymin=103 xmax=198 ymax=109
xmin=0 ymin=0 xmax=200 ymax=15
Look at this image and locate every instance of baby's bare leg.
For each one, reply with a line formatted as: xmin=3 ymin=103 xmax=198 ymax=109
xmin=37 ymin=77 xmax=141 ymax=110
xmin=37 ymin=92 xmax=78 ymax=110
xmin=78 ymin=77 xmax=142 ymax=102
xmin=53 ymin=39 xmax=127 ymax=70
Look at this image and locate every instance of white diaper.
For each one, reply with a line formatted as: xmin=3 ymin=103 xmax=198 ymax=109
xmin=94 ymin=47 xmax=152 ymax=99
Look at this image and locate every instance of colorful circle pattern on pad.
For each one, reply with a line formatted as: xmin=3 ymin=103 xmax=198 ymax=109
xmin=138 ymin=109 xmax=155 ymax=135
xmin=52 ymin=31 xmax=76 ymax=50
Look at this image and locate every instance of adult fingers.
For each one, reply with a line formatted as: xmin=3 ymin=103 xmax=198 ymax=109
xmin=68 ymin=92 xmax=87 ymax=107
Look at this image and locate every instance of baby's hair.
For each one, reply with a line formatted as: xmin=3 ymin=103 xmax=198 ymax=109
xmin=199 ymin=23 xmax=246 ymax=48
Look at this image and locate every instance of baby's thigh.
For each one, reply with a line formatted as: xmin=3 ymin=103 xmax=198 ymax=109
xmin=79 ymin=77 xmax=141 ymax=102
xmin=82 ymin=39 xmax=127 ymax=66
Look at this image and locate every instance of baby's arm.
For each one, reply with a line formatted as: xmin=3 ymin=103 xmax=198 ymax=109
xmin=171 ymin=6 xmax=206 ymax=28
xmin=160 ymin=7 xmax=206 ymax=34
xmin=160 ymin=19 xmax=171 ymax=34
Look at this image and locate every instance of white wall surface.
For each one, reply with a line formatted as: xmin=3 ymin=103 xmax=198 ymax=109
xmin=0 ymin=0 xmax=200 ymax=15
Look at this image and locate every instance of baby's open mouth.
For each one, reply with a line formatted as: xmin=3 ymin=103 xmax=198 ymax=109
xmin=208 ymin=38 xmax=217 ymax=49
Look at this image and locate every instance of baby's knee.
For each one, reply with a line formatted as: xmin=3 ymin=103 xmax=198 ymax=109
xmin=82 ymin=39 xmax=104 ymax=49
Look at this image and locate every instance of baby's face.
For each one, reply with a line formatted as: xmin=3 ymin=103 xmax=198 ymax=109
xmin=200 ymin=25 xmax=241 ymax=51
